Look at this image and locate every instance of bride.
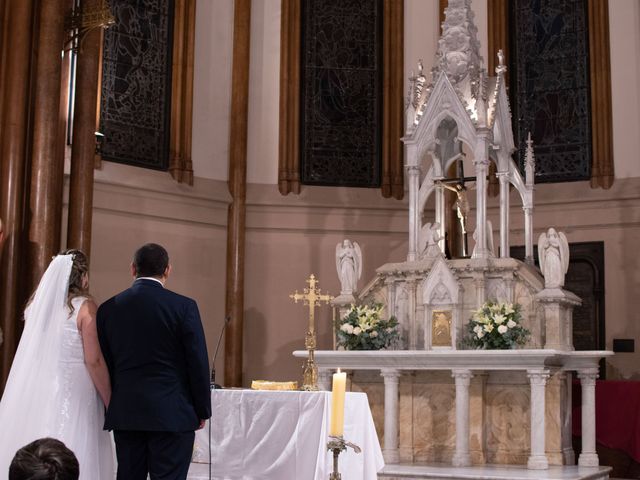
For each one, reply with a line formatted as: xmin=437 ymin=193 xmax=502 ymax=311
xmin=0 ymin=250 xmax=115 ymax=478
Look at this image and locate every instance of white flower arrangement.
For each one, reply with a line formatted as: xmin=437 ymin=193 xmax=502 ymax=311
xmin=335 ymin=303 xmax=399 ymax=350
xmin=464 ymin=300 xmax=529 ymax=349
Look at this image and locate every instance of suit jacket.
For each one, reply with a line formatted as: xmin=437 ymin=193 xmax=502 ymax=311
xmin=97 ymin=279 xmax=211 ymax=432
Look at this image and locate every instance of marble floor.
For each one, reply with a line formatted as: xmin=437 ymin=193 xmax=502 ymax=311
xmin=188 ymin=461 xmax=613 ymax=480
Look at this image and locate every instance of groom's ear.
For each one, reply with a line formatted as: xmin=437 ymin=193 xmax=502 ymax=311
xmin=131 ymin=263 xmax=137 ymax=278
xmin=163 ymin=264 xmax=172 ymax=279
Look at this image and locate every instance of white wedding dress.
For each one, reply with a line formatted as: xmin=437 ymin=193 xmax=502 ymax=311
xmin=0 ymin=255 xmax=115 ymax=478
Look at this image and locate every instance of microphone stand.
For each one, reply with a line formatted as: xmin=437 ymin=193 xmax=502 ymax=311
xmin=209 ymin=315 xmax=231 ymax=480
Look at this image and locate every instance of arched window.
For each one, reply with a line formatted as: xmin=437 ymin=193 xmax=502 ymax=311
xmin=278 ymin=0 xmax=404 ymax=198
xmin=488 ymin=0 xmax=613 ymax=188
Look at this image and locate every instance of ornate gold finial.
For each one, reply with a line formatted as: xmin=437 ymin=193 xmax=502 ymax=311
xmin=65 ymin=0 xmax=115 ymax=52
xmin=290 ymin=274 xmax=334 ymax=391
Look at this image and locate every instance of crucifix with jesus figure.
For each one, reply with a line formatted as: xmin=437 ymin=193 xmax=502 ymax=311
xmin=437 ymin=154 xmax=476 ymax=258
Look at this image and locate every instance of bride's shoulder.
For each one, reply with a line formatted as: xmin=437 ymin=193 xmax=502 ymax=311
xmin=72 ymin=295 xmax=97 ymax=312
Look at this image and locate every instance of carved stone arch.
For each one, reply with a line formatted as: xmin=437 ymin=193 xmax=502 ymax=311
xmin=418 ymin=84 xmax=478 ymax=153
xmin=421 ymin=257 xmax=461 ymax=349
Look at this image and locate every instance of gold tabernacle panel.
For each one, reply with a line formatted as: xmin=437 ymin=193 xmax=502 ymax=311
xmin=431 ymin=310 xmax=452 ymax=347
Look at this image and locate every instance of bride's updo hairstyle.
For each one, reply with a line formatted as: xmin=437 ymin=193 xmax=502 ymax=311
xmin=59 ymin=249 xmax=90 ymax=314
xmin=9 ymin=437 xmax=79 ymax=480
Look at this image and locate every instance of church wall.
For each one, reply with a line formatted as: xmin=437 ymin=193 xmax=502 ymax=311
xmin=81 ymin=169 xmax=640 ymax=385
xmin=404 ymin=0 xmax=439 ymax=97
xmin=609 ymin=0 xmax=640 ymax=178
xmin=71 ymin=162 xmax=232 ymax=380
xmin=191 ymin=0 xmax=234 ymax=181
xmin=242 ymin=184 xmax=407 ymax=385
xmin=245 ymin=0 xmax=282 ymax=186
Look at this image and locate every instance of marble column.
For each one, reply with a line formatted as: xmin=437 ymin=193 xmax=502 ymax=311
xmin=406 ymin=165 xmax=420 ymax=262
xmin=435 ymin=182 xmax=446 ymax=254
xmin=497 ymin=171 xmax=510 ymax=258
xmin=523 ymin=206 xmax=534 ymax=266
xmin=577 ymin=368 xmax=599 ymax=467
xmin=381 ymin=368 xmax=401 ymax=463
xmin=27 ymin=0 xmax=67 ymax=290
xmin=67 ymin=25 xmax=102 ymax=257
xmin=562 ymin=372 xmax=576 ymax=465
xmin=473 ymin=274 xmax=485 ymax=308
xmin=527 ymin=369 xmax=550 ymax=469
xmin=0 ymin=0 xmax=35 ymax=386
xmin=407 ymin=278 xmax=417 ymax=350
xmin=452 ymin=369 xmax=473 ymax=467
xmin=472 ymin=132 xmax=490 ymax=259
xmin=224 ymin=0 xmax=251 ymax=387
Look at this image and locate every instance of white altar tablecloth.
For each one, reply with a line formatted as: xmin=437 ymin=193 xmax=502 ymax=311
xmin=190 ymin=389 xmax=384 ymax=480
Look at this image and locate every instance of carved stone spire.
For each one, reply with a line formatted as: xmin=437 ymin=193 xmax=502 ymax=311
xmin=525 ymin=132 xmax=536 ymax=187
xmin=431 ymin=0 xmax=483 ymax=87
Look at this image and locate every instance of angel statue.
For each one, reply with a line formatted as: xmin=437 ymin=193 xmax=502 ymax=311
xmin=336 ymin=239 xmax=362 ymax=295
xmin=419 ymin=222 xmax=442 ymax=259
xmin=538 ymin=228 xmax=570 ymax=289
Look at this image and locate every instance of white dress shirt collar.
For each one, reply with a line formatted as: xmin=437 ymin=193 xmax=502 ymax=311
xmin=135 ymin=276 xmax=164 ymax=287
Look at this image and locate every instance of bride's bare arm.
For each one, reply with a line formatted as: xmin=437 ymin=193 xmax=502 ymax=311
xmin=78 ymin=300 xmax=112 ymax=407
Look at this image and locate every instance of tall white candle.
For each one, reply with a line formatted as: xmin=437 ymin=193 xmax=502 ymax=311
xmin=329 ymin=369 xmax=346 ymax=437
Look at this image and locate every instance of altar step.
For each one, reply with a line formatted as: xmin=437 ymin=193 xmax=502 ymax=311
xmin=187 ymin=462 xmax=613 ymax=480
xmin=378 ymin=463 xmax=612 ymax=480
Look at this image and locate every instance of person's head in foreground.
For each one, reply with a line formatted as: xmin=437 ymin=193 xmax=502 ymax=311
xmin=9 ymin=438 xmax=79 ymax=480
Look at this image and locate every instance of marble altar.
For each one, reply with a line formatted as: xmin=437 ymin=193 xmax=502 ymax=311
xmin=321 ymin=0 xmax=613 ymax=476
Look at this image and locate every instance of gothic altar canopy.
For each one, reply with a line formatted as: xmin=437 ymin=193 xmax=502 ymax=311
xmin=301 ymin=1 xmax=613 ymax=477
xmin=349 ymin=0 xmax=568 ymax=355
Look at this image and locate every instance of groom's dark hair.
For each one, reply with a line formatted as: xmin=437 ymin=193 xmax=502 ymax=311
xmin=133 ymin=243 xmax=169 ymax=278
xmin=9 ymin=437 xmax=79 ymax=480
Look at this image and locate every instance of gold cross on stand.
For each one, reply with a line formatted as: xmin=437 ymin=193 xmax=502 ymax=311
xmin=290 ymin=274 xmax=333 ymax=390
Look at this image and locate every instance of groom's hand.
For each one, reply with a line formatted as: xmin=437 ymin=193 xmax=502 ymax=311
xmin=198 ymin=419 xmax=206 ymax=430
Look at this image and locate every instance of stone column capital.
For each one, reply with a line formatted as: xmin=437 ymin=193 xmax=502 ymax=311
xmin=527 ymin=369 xmax=551 ymax=385
xmin=452 ymin=369 xmax=473 ymax=385
xmin=380 ymin=368 xmax=402 ymax=381
xmin=577 ymin=368 xmax=599 ymax=385
xmin=406 ymin=165 xmax=420 ymax=175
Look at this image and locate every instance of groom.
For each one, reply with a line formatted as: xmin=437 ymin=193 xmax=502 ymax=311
xmin=97 ymin=243 xmax=211 ymax=479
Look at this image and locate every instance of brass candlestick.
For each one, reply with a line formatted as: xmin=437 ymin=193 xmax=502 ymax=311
xmin=290 ymin=274 xmax=333 ymax=391
xmin=327 ymin=435 xmax=361 ymax=480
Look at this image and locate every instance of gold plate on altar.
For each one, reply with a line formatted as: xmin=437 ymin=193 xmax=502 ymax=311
xmin=250 ymin=380 xmax=298 ymax=391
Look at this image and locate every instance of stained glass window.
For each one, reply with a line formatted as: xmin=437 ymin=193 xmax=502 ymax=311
xmin=509 ymin=0 xmax=592 ymax=183
xmin=99 ymin=0 xmax=174 ymax=170
xmin=300 ymin=0 xmax=382 ymax=187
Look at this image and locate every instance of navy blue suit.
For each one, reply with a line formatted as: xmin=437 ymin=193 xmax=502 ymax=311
xmin=97 ymin=278 xmax=211 ymax=479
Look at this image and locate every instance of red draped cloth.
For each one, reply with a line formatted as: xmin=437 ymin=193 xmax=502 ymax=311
xmin=573 ymin=380 xmax=640 ymax=462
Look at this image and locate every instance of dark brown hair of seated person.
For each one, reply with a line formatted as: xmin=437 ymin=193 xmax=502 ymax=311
xmin=9 ymin=437 xmax=79 ymax=480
